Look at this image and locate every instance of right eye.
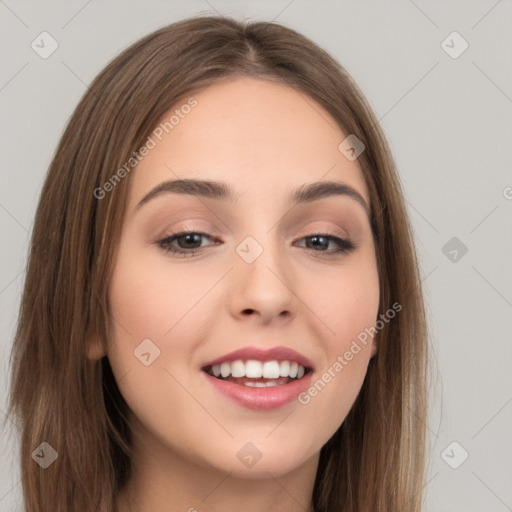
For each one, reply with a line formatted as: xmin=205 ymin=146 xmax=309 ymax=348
xmin=157 ymin=230 xmax=219 ymax=257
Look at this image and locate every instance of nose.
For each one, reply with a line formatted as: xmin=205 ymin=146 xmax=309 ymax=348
xmin=228 ymin=235 xmax=297 ymax=326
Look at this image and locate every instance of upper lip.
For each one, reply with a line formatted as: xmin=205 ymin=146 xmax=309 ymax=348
xmin=201 ymin=345 xmax=314 ymax=370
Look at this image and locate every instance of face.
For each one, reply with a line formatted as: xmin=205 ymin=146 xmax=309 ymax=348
xmin=91 ymin=77 xmax=380 ymax=479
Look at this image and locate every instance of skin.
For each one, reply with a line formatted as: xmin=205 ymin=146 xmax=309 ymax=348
xmin=88 ymin=77 xmax=380 ymax=512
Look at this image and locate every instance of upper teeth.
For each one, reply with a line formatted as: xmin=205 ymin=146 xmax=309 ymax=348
xmin=211 ymin=360 xmax=306 ymax=379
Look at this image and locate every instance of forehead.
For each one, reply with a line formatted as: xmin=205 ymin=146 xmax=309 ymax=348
xmin=127 ymin=77 xmax=370 ymax=209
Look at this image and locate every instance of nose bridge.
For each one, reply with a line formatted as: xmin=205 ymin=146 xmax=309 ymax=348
xmin=230 ymin=225 xmax=296 ymax=321
xmin=236 ymin=227 xmax=284 ymax=285
xmin=233 ymin=203 xmax=281 ymax=266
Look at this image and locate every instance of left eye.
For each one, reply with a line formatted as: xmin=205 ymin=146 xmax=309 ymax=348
xmin=156 ymin=231 xmax=356 ymax=258
xmin=295 ymin=233 xmax=356 ymax=255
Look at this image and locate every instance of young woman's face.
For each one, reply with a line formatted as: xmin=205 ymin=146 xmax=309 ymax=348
xmin=100 ymin=77 xmax=380 ymax=478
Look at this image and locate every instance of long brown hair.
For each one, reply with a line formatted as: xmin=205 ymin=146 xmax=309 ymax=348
xmin=6 ymin=14 xmax=428 ymax=511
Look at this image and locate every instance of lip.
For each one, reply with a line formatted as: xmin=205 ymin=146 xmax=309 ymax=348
xmin=202 ymin=370 xmax=314 ymax=410
xmin=201 ymin=345 xmax=314 ymax=370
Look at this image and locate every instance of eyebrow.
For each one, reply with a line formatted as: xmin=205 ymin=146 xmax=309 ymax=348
xmin=135 ymin=178 xmax=370 ymax=217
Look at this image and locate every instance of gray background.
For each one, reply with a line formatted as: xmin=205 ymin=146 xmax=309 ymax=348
xmin=1 ymin=1 xmax=511 ymax=511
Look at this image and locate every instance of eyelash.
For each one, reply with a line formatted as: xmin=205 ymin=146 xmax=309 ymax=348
xmin=156 ymin=229 xmax=357 ymax=259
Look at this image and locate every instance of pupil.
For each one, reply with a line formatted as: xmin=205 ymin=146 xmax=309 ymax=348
xmin=180 ymin=234 xmax=201 ymax=248
xmin=307 ymin=235 xmax=327 ymax=250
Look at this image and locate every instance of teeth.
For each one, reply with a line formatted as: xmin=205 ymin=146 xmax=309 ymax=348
xmin=208 ymin=359 xmax=307 ymax=380
xmin=220 ymin=362 xmax=231 ymax=378
xmin=279 ymin=360 xmax=290 ymax=377
xmin=262 ymin=361 xmax=280 ymax=379
xmin=243 ymin=380 xmax=280 ymax=387
xmin=231 ymin=360 xmax=245 ymax=378
xmin=245 ymin=360 xmax=263 ymax=378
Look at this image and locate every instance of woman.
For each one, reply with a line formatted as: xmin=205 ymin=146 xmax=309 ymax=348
xmin=6 ymin=14 xmax=428 ymax=512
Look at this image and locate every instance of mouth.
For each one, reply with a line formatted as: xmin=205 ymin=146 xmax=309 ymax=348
xmin=200 ymin=346 xmax=315 ymax=410
xmin=202 ymin=359 xmax=313 ymax=387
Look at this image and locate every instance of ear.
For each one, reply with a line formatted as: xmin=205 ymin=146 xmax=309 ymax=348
xmin=86 ymin=334 xmax=107 ymax=362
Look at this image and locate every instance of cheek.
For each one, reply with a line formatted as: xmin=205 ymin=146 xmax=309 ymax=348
xmin=105 ymin=244 xmax=222 ymax=392
xmin=105 ymin=251 xmax=213 ymax=452
xmin=303 ymin=251 xmax=380 ymax=348
xmin=327 ymin=285 xmax=380 ymax=354
xmin=296 ymin=255 xmax=379 ymax=427
xmin=107 ymin=245 xmax=215 ymax=339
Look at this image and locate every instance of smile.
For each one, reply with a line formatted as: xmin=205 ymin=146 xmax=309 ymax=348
xmin=201 ymin=346 xmax=315 ymax=410
xmin=204 ymin=359 xmax=309 ymax=387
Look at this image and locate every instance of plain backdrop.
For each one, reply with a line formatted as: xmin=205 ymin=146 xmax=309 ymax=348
xmin=1 ymin=1 xmax=511 ymax=511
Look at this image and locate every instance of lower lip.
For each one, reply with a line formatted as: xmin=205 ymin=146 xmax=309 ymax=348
xmin=202 ymin=371 xmax=314 ymax=410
